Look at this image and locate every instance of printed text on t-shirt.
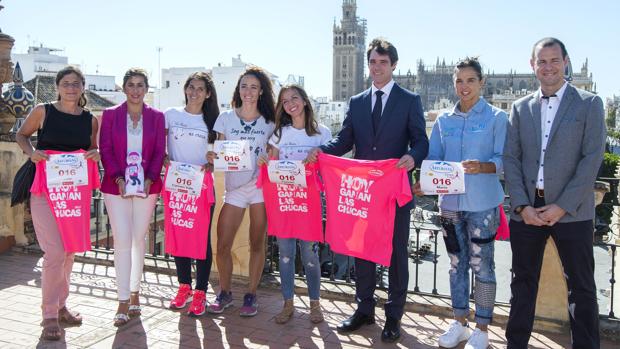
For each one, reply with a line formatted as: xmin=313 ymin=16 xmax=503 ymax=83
xmin=338 ymin=174 xmax=375 ymax=219
xmin=167 ymin=192 xmax=199 ymax=228
xmin=277 ymin=183 xmax=308 ymax=212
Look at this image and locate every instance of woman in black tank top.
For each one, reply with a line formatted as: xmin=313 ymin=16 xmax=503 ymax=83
xmin=15 ymin=66 xmax=100 ymax=341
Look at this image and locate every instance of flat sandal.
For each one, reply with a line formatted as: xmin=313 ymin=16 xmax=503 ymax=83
xmin=41 ymin=319 xmax=61 ymax=341
xmin=58 ymin=307 xmax=82 ymax=325
xmin=128 ymin=305 xmax=142 ymax=318
xmin=114 ymin=300 xmax=130 ymax=327
xmin=113 ymin=313 xmax=130 ymax=327
xmin=128 ymin=292 xmax=141 ymax=317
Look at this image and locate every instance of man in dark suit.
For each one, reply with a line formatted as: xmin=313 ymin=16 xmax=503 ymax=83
xmin=503 ymin=37 xmax=605 ymax=348
xmin=308 ymin=38 xmax=428 ymax=342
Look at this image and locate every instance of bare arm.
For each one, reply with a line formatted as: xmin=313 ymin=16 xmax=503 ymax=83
xmin=258 ymin=147 xmax=279 ymax=166
xmin=84 ymin=116 xmax=101 ymax=161
xmin=16 ymin=104 xmax=48 ymax=163
xmin=206 ymin=132 xmax=225 ymax=164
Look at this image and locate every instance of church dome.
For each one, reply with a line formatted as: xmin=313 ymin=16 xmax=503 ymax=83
xmin=2 ymin=62 xmax=35 ymax=117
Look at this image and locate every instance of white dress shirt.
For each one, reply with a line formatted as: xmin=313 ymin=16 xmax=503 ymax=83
xmin=536 ymin=82 xmax=568 ymax=189
xmin=370 ymin=79 xmax=395 ymax=115
xmin=126 ymin=113 xmax=143 ymax=156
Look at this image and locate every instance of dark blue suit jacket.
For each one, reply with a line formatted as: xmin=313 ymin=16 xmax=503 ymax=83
xmin=321 ymin=83 xmax=428 ymax=209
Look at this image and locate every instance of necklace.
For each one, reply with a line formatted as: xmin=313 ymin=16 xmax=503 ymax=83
xmin=127 ymin=113 xmax=143 ymax=135
xmin=239 ymin=118 xmax=258 ymax=132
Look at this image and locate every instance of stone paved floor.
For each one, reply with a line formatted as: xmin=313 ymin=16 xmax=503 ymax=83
xmin=0 ymin=252 xmax=612 ymax=348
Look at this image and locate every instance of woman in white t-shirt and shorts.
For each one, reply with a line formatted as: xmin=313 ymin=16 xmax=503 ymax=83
xmin=165 ymin=72 xmax=220 ymax=316
xmin=258 ymin=84 xmax=332 ymax=324
xmin=206 ymin=66 xmax=276 ymax=317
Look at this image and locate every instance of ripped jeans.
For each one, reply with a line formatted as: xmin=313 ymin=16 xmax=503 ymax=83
xmin=278 ymin=238 xmax=321 ymax=300
xmin=442 ymin=207 xmax=499 ymax=325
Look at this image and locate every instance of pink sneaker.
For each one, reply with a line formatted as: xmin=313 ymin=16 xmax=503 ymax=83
xmin=187 ymin=290 xmax=207 ymax=317
xmin=169 ymin=284 xmax=193 ymax=309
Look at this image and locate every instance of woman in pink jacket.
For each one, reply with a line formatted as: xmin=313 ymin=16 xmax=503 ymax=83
xmin=99 ymin=68 xmax=165 ymax=326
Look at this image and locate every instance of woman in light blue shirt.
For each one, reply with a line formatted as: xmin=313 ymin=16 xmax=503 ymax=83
xmin=414 ymin=57 xmax=507 ymax=349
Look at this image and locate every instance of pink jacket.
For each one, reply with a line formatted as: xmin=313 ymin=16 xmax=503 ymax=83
xmin=99 ymin=102 xmax=165 ymax=195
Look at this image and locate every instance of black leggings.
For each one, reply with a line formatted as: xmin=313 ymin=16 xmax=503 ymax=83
xmin=173 ymin=204 xmax=214 ymax=292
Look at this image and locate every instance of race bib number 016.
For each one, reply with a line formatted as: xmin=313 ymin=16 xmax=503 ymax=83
xmin=46 ymin=153 xmax=89 ymax=188
xmin=164 ymin=161 xmax=205 ymax=197
xmin=420 ymin=160 xmax=465 ymax=194
xmin=267 ymin=160 xmax=307 ymax=187
xmin=213 ymin=140 xmax=253 ymax=172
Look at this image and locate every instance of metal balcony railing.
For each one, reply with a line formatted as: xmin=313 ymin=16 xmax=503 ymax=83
xmin=85 ymin=171 xmax=619 ymax=319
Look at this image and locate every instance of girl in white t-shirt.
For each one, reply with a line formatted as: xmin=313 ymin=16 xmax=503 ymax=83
xmin=206 ymin=67 xmax=275 ymax=317
xmin=165 ymin=72 xmax=219 ymax=317
xmin=258 ymin=84 xmax=331 ymax=324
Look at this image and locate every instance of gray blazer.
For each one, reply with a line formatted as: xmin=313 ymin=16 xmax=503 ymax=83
xmin=503 ymin=83 xmax=606 ymax=222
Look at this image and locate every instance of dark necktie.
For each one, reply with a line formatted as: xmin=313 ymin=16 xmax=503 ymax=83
xmin=541 ymin=94 xmax=557 ymax=100
xmin=372 ymin=90 xmax=384 ymax=133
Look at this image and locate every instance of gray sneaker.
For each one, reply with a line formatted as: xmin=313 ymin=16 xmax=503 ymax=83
xmin=207 ymin=291 xmax=232 ymax=314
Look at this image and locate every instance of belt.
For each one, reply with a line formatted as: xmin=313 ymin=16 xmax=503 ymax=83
xmin=536 ymin=188 xmax=545 ymax=198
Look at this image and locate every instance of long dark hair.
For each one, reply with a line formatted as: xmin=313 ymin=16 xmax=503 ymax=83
xmin=184 ymin=72 xmax=220 ymax=143
xmin=231 ymin=66 xmax=275 ymax=123
xmin=273 ymin=84 xmax=319 ymax=143
xmin=55 ymin=65 xmax=88 ymax=108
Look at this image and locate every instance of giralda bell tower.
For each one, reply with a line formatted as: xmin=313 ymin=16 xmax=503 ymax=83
xmin=332 ymin=0 xmax=367 ymax=101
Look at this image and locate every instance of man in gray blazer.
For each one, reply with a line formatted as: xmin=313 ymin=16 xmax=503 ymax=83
xmin=503 ymin=37 xmax=605 ymax=348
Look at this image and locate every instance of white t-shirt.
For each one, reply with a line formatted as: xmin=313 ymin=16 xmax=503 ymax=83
xmin=165 ymin=107 xmax=209 ymax=166
xmin=269 ymin=124 xmax=332 ymax=161
xmin=213 ymin=109 xmax=275 ymax=191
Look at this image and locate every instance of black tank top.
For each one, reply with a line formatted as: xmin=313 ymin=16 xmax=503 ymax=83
xmin=37 ymin=103 xmax=93 ymax=151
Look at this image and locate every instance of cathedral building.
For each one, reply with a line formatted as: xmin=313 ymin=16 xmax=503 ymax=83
xmin=332 ymin=0 xmax=595 ymax=113
xmin=383 ymin=57 xmax=594 ymax=112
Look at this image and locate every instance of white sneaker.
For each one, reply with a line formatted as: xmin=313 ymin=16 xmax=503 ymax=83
xmin=438 ymin=320 xmax=471 ymax=348
xmin=464 ymin=328 xmax=489 ymax=349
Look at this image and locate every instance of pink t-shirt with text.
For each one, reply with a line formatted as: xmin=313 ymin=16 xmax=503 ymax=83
xmin=31 ymin=150 xmax=100 ymax=253
xmin=257 ymin=162 xmax=324 ymax=242
xmin=318 ymin=153 xmax=412 ymax=266
xmin=163 ymin=168 xmax=215 ymax=259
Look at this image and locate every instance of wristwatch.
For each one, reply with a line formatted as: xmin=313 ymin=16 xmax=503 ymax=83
xmin=514 ymin=205 xmax=527 ymax=215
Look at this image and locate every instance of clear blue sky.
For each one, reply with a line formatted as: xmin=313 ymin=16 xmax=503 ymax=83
xmin=2 ymin=0 xmax=619 ymax=101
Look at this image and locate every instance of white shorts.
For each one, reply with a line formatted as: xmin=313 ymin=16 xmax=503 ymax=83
xmin=223 ymin=179 xmax=264 ymax=208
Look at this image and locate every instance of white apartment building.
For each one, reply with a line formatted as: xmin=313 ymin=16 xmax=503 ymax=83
xmin=11 ymin=45 xmax=69 ymax=82
xmin=156 ymin=66 xmax=208 ymax=110
xmin=84 ymin=74 xmax=125 ymax=105
xmin=10 ymin=45 xmax=126 ymax=104
xmin=314 ymin=98 xmax=347 ymax=135
xmin=156 ymin=56 xmax=281 ymax=112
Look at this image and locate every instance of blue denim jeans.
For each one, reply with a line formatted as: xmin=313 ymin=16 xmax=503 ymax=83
xmin=445 ymin=206 xmax=499 ymax=325
xmin=278 ymin=238 xmax=321 ymax=300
